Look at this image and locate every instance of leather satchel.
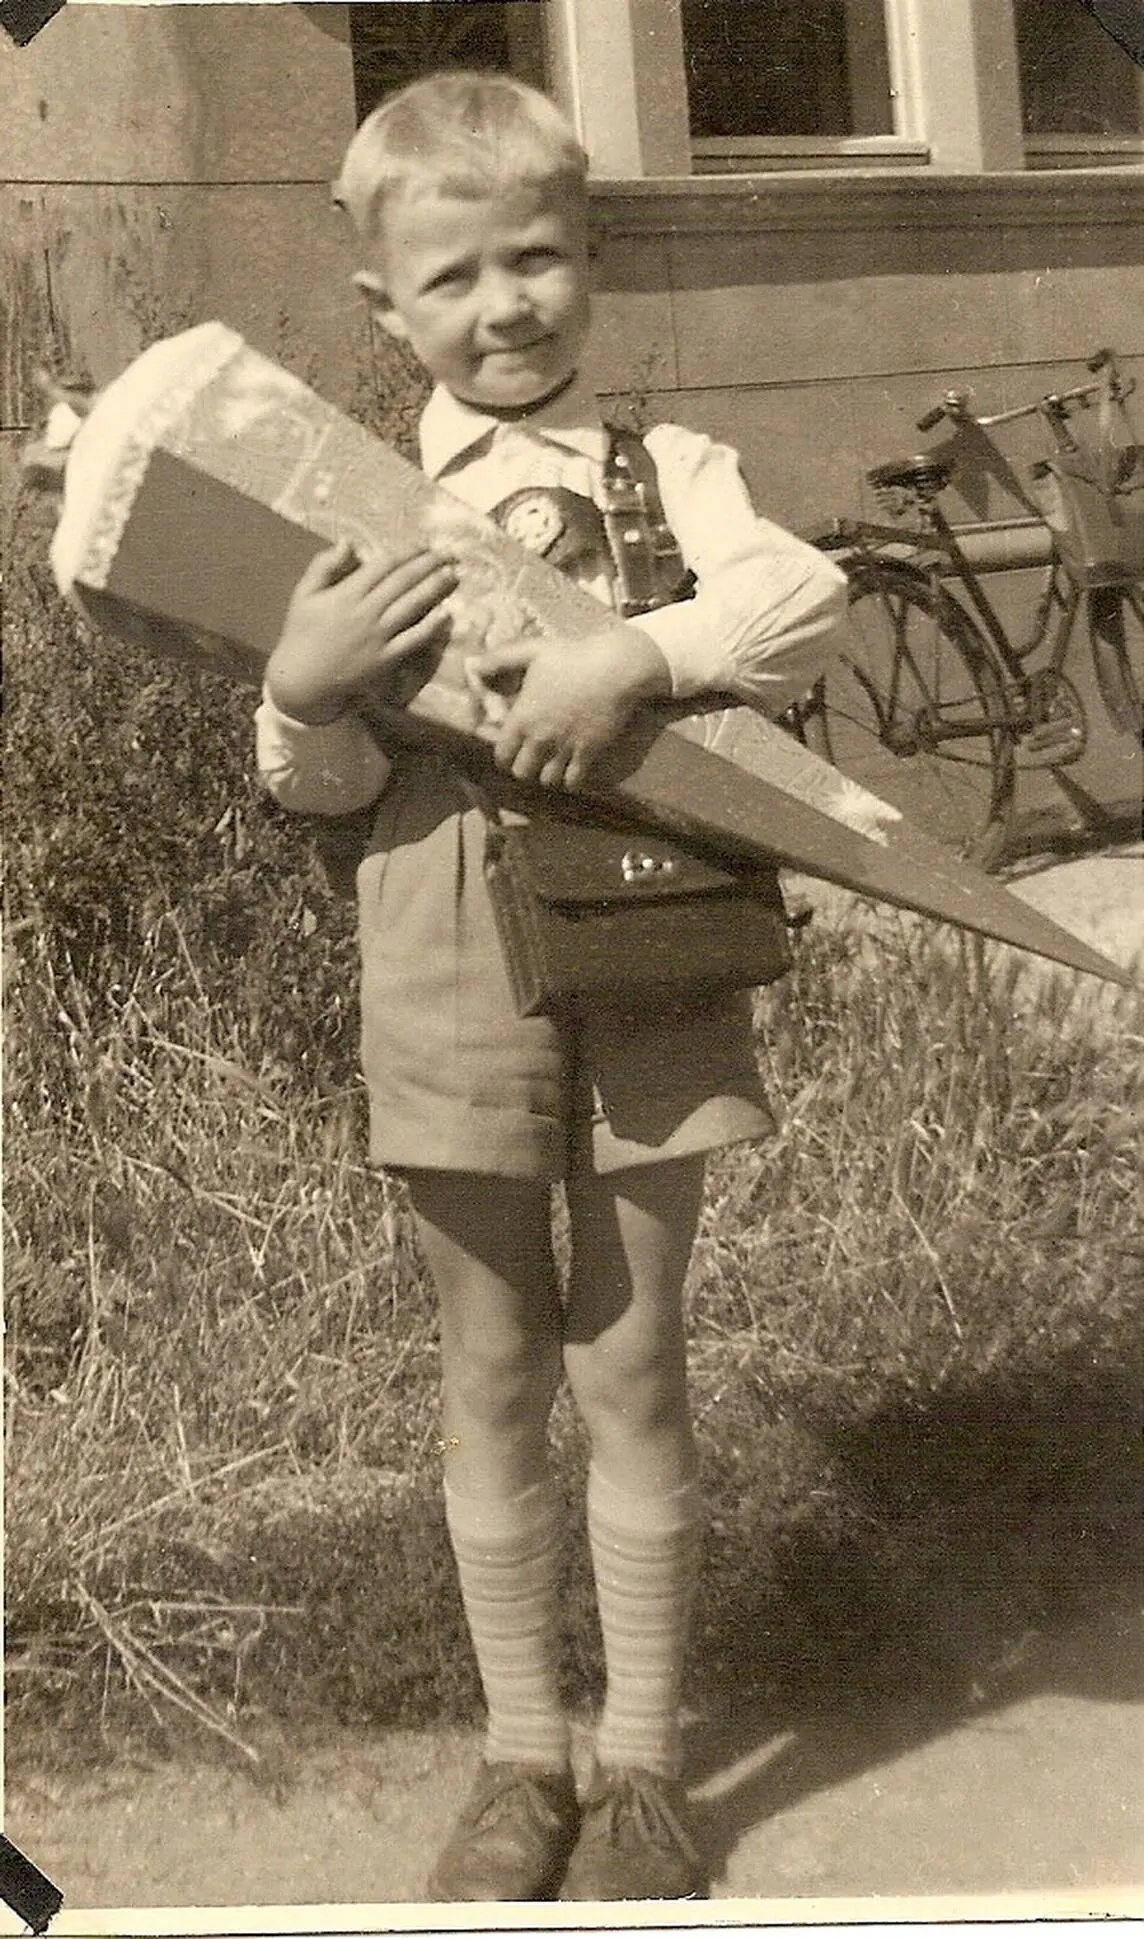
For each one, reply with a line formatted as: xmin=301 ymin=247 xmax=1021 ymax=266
xmin=474 ymin=426 xmax=793 ymax=1015
xmin=477 ymin=805 xmax=792 ymax=1018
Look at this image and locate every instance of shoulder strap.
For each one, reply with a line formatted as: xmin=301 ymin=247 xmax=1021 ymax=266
xmin=601 ymin=424 xmax=695 ymax=616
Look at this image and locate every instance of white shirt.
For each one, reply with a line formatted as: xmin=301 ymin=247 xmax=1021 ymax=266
xmin=256 ymin=374 xmax=847 ymax=816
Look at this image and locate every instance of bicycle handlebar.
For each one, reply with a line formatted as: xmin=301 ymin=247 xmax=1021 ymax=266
xmin=914 ymin=352 xmax=1135 ymax=436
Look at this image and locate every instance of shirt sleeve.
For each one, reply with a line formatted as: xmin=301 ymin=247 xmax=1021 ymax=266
xmin=254 ymin=688 xmax=392 ymax=817
xmin=635 ymin=423 xmax=848 ymax=715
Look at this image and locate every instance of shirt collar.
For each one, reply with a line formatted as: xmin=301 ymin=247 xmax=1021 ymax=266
xmin=419 ymin=373 xmax=608 ymax=478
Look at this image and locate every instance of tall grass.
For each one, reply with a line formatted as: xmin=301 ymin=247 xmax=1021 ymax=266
xmin=4 ymin=461 xmax=1142 ymax=1777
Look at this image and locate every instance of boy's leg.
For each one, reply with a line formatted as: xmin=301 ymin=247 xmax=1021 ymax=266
xmin=407 ymin=1169 xmax=564 ymax=1501
xmin=405 ymin=1170 xmax=579 ymax=1900
xmin=559 ymin=1157 xmax=709 ymax=1898
xmin=563 ymin=1155 xmax=703 ymax=1495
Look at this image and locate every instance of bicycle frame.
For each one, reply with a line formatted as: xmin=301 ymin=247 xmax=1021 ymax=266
xmin=813 ymin=381 xmax=1137 ymax=709
xmin=814 ymin=506 xmax=1080 ymax=704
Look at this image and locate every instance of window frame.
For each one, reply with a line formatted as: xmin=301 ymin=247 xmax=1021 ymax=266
xmin=675 ymin=0 xmax=1144 ymax=177
xmin=1025 ymin=133 xmax=1144 ymax=168
xmin=683 ymin=0 xmax=916 ymax=166
xmin=691 ymin=136 xmax=929 ymax=174
xmin=347 ymin=0 xmax=1144 ymax=177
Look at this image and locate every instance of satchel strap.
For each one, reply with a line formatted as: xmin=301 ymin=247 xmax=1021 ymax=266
xmin=600 ymin=425 xmax=696 ymax=617
xmin=454 ymin=770 xmax=504 ymax=828
xmin=486 ymin=425 xmax=695 ymax=619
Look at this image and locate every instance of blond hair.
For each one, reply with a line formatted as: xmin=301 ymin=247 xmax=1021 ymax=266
xmin=334 ymin=72 xmax=589 ymax=249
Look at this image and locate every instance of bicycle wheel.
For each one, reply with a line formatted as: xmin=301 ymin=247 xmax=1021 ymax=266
xmin=1087 ymin=584 xmax=1144 ymax=740
xmin=796 ymin=559 xmax=1015 ymax=864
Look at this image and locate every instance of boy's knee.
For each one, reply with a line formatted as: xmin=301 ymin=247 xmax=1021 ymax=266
xmin=564 ymin=1334 xmax=687 ymax=1436
xmin=444 ymin=1327 xmax=560 ymax=1432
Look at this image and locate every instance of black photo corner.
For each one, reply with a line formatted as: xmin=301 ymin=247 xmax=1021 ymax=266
xmin=1079 ymin=0 xmax=1144 ymax=66
xmin=0 ymin=0 xmax=65 ymax=49
xmin=0 ymin=1835 xmax=62 ymax=1936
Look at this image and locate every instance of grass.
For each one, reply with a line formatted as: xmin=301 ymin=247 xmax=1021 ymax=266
xmin=4 ymin=477 xmax=1143 ymax=1783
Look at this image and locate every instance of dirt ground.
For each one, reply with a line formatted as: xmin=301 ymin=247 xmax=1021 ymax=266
xmin=4 ymin=1602 xmax=1141 ymax=1924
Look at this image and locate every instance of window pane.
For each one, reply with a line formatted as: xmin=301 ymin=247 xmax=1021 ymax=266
xmin=350 ymin=2 xmax=545 ymax=124
xmin=1016 ymin=0 xmax=1143 ymax=135
xmin=682 ymin=0 xmax=893 ymax=138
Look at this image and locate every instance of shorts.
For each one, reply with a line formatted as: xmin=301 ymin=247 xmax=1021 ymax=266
xmin=357 ymin=758 xmax=776 ymax=1181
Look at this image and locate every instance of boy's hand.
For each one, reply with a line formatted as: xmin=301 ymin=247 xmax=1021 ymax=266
xmin=474 ymin=628 xmax=672 ymax=788
xmin=266 ymin=540 xmax=458 ymax=725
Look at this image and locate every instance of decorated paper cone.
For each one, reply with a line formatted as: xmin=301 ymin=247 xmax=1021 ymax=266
xmin=50 ymin=323 xmax=1135 ymax=988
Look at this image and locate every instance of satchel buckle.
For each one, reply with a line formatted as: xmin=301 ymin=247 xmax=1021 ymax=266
xmin=621 ymin=848 xmax=678 ymax=883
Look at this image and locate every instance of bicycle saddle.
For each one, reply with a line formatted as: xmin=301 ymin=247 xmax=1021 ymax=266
xmin=866 ymin=454 xmax=956 ymax=496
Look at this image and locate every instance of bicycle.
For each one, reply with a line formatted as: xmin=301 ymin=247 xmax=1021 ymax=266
xmin=786 ymin=350 xmax=1144 ymax=867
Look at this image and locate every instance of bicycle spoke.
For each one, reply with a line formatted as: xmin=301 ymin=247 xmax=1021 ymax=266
xmin=885 ymin=588 xmax=909 ymax=721
xmin=899 ymin=611 xmax=997 ymax=767
xmin=801 ymin=561 xmax=1014 ymax=861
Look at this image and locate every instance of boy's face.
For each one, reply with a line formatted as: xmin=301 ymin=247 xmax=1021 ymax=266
xmin=357 ymin=176 xmax=591 ymax=412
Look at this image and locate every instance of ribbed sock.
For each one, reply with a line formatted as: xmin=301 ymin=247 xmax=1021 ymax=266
xmin=444 ymin=1478 xmax=571 ymax=1772
xmin=587 ymin=1463 xmax=702 ymax=1781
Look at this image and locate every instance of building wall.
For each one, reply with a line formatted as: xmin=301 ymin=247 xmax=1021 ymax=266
xmin=3 ymin=3 xmax=1142 ymax=533
xmin=1 ymin=4 xmax=364 ymax=504
xmin=588 ymin=177 xmax=1144 ymax=531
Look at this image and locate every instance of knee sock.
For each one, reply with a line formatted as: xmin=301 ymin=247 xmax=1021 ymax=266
xmin=444 ymin=1478 xmax=570 ymax=1772
xmin=587 ymin=1463 xmax=702 ymax=1781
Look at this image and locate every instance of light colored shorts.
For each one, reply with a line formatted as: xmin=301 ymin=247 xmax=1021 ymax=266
xmin=357 ymin=758 xmax=775 ymax=1181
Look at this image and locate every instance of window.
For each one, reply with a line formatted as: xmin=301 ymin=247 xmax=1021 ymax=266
xmin=1016 ymin=0 xmax=1144 ymax=166
xmin=680 ymin=0 xmax=925 ymax=171
xmin=682 ymin=0 xmax=893 ymax=138
xmin=349 ymin=2 xmax=545 ymax=124
xmin=1016 ymin=0 xmax=1143 ymax=138
xmin=345 ymin=0 xmax=1144 ymax=175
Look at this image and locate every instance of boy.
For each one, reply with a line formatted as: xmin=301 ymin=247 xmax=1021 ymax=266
xmin=257 ymin=72 xmax=845 ymax=1901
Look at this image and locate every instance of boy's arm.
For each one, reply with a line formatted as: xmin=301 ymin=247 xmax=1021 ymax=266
xmin=447 ymin=428 xmax=846 ymax=787
xmin=636 ymin=424 xmax=847 ymax=715
xmin=255 ymin=688 xmax=392 ymax=817
xmin=256 ymin=537 xmax=459 ymax=814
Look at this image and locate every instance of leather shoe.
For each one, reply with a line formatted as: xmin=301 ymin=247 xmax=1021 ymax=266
xmin=427 ymin=1760 xmax=580 ymax=1902
xmin=559 ymin=1765 xmax=708 ymax=1900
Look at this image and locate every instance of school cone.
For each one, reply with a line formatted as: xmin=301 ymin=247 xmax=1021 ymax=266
xmin=44 ymin=323 xmax=1136 ymax=989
